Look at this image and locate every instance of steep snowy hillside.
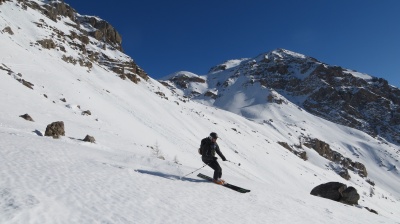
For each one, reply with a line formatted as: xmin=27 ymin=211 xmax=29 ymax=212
xmin=1 ymin=1 xmax=400 ymax=223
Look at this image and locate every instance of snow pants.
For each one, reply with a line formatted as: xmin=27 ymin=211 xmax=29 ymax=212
xmin=203 ymin=158 xmax=222 ymax=180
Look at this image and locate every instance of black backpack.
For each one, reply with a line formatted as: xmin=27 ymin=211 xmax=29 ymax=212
xmin=198 ymin=137 xmax=209 ymax=155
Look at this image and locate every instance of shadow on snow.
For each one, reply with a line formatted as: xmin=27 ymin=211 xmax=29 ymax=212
xmin=135 ymin=169 xmax=208 ymax=183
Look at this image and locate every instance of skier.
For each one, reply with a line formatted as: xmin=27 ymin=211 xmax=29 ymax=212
xmin=200 ymin=132 xmax=227 ymax=185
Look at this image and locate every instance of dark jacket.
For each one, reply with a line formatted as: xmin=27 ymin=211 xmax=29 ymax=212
xmin=200 ymin=137 xmax=226 ymax=162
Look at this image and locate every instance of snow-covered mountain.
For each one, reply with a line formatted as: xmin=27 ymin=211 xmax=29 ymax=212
xmin=1 ymin=0 xmax=400 ymax=223
xmin=162 ymin=48 xmax=400 ymax=145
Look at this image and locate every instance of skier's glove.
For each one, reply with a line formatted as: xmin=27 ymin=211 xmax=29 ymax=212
xmin=222 ymin=158 xmax=227 ymax=161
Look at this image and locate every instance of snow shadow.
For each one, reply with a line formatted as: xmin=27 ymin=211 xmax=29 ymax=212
xmin=32 ymin=130 xmax=43 ymax=136
xmin=135 ymin=169 xmax=207 ymax=183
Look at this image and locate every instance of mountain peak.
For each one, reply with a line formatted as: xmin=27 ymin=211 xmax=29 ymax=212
xmin=255 ymin=48 xmax=315 ymax=63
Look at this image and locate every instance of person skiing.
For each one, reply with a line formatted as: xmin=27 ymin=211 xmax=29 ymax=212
xmin=200 ymin=132 xmax=227 ymax=185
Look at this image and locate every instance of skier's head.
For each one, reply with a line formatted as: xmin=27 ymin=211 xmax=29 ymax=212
xmin=210 ymin=132 xmax=218 ymax=141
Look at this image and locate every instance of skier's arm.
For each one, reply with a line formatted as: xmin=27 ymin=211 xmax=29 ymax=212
xmin=215 ymin=145 xmax=227 ymax=161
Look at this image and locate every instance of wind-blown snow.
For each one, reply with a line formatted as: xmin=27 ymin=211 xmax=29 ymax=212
xmin=1 ymin=1 xmax=400 ymax=223
xmin=345 ymin=69 xmax=373 ymax=80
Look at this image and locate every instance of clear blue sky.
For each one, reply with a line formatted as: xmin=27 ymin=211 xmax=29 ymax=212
xmin=66 ymin=0 xmax=400 ymax=87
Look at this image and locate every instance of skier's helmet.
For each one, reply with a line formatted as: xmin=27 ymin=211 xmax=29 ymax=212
xmin=210 ymin=132 xmax=218 ymax=139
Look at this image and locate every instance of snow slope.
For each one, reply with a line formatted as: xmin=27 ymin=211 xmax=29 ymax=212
xmin=1 ymin=1 xmax=400 ymax=223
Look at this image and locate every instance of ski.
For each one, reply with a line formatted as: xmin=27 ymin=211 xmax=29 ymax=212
xmin=197 ymin=173 xmax=251 ymax=193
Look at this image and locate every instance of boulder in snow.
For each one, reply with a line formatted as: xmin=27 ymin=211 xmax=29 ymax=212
xmin=2 ymin=26 xmax=13 ymax=35
xmin=83 ymin=135 xmax=95 ymax=143
xmin=45 ymin=121 xmax=65 ymax=139
xmin=81 ymin=110 xmax=91 ymax=116
xmin=340 ymin=187 xmax=360 ymax=205
xmin=310 ymin=182 xmax=360 ymax=205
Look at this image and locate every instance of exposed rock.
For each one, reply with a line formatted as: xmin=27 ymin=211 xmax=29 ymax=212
xmin=45 ymin=121 xmax=65 ymax=139
xmin=37 ymin=39 xmax=56 ymax=49
xmin=155 ymin=91 xmax=168 ymax=100
xmin=2 ymin=26 xmax=14 ymax=35
xmin=340 ymin=187 xmax=360 ymax=205
xmin=62 ymin=55 xmax=77 ymax=65
xmin=338 ymin=169 xmax=351 ymax=180
xmin=277 ymin=141 xmax=307 ymax=161
xmin=41 ymin=1 xmax=76 ymax=22
xmin=83 ymin=135 xmax=95 ymax=143
xmin=81 ymin=16 xmax=123 ymax=51
xmin=209 ymin=64 xmax=227 ymax=73
xmin=81 ymin=110 xmax=91 ymax=116
xmin=170 ymin=75 xmax=205 ymax=89
xmin=204 ymin=91 xmax=217 ymax=99
xmin=310 ymin=182 xmax=347 ymax=202
xmin=20 ymin=79 xmax=34 ymax=89
xmin=311 ymin=182 xmax=360 ymax=205
xmin=19 ymin=113 xmax=34 ymax=122
xmin=304 ymin=138 xmax=367 ymax=178
xmin=60 ymin=98 xmax=66 ymax=102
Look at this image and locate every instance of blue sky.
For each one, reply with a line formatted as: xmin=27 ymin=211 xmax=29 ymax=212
xmin=66 ymin=0 xmax=400 ymax=87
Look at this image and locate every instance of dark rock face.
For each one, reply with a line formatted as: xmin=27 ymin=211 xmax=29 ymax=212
xmin=45 ymin=121 xmax=65 ymax=139
xmin=311 ymin=182 xmax=360 ymax=205
xmin=42 ymin=1 xmax=76 ymax=22
xmin=81 ymin=16 xmax=123 ymax=51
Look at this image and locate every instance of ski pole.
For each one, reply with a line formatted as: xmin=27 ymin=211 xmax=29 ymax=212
xmin=227 ymin=160 xmax=241 ymax=166
xmin=180 ymin=162 xmax=210 ymax=179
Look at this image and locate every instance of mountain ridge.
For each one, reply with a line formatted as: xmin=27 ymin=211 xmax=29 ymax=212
xmin=162 ymin=48 xmax=400 ymax=145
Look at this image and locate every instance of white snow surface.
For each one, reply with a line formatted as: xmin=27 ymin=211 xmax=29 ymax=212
xmin=345 ymin=69 xmax=373 ymax=80
xmin=1 ymin=1 xmax=400 ymax=223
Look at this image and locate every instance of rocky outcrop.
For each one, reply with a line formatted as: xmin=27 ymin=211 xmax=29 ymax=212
xmin=204 ymin=91 xmax=217 ymax=99
xmin=37 ymin=39 xmax=56 ymax=49
xmin=42 ymin=1 xmax=76 ymax=22
xmin=169 ymin=75 xmax=206 ymax=89
xmin=20 ymin=0 xmax=148 ymax=84
xmin=45 ymin=121 xmax=65 ymax=139
xmin=304 ymin=138 xmax=367 ymax=178
xmin=310 ymin=182 xmax=360 ymax=205
xmin=80 ymin=16 xmax=123 ymax=51
xmin=277 ymin=141 xmax=307 ymax=161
